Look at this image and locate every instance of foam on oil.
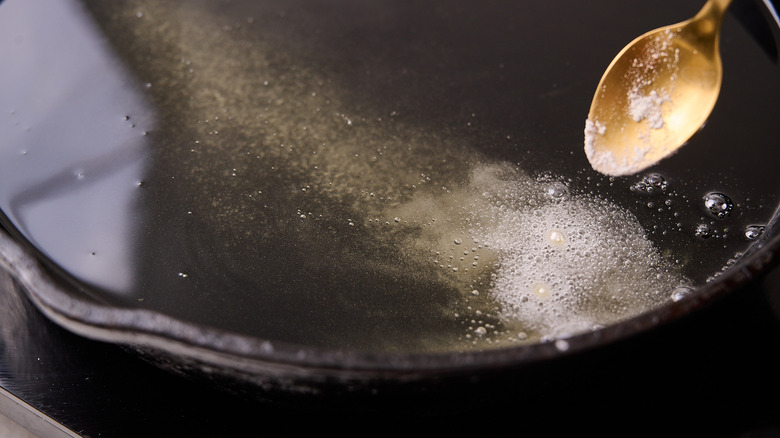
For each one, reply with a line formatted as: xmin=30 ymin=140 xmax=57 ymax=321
xmin=384 ymin=163 xmax=686 ymax=345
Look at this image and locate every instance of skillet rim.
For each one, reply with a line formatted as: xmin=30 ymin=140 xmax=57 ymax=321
xmin=1 ymin=209 xmax=778 ymax=382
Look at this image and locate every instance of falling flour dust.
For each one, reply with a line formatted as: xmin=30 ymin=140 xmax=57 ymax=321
xmin=91 ymin=1 xmax=691 ymax=349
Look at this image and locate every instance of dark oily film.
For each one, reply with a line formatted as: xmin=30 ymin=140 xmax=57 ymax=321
xmin=0 ymin=0 xmax=778 ymax=357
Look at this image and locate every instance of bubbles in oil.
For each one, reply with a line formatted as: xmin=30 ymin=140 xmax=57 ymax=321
xmin=531 ymin=282 xmax=553 ymax=299
xmin=703 ymin=192 xmax=733 ymax=218
xmin=695 ymin=223 xmax=712 ymax=239
xmin=543 ymin=181 xmax=570 ymax=203
xmin=630 ymin=173 xmax=669 ymax=195
xmin=623 ymin=174 xmax=764 ymax=280
xmin=426 ymin=164 xmax=689 ymax=343
xmin=670 ymin=285 xmax=694 ymax=302
xmin=554 ymin=339 xmax=570 ymax=352
xmin=6 ymin=0 xmax=769 ymax=355
xmin=546 ymin=229 xmax=566 ymax=247
xmin=413 ymin=161 xmax=772 ymax=347
xmin=744 ymin=224 xmax=765 ymax=240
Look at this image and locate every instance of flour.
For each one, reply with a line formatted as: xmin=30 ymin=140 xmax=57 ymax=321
xmin=584 ymin=117 xmax=626 ymax=176
xmin=88 ymin=0 xmax=689 ymax=349
xmin=585 ymin=28 xmax=681 ymax=176
xmin=624 ymin=29 xmax=678 ymax=132
xmin=628 ymin=88 xmax=669 ymax=129
xmin=380 ymin=161 xmax=688 ymax=343
xmin=584 ymin=115 xmax=656 ymax=177
xmin=457 ymin=164 xmax=685 ymax=340
xmin=583 ymin=118 xmax=615 ymax=170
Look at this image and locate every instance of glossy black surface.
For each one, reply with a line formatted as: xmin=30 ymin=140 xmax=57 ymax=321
xmin=1 ymin=0 xmax=779 ymax=354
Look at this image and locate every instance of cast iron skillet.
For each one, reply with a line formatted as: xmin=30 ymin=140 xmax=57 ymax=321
xmin=1 ymin=0 xmax=779 ymax=408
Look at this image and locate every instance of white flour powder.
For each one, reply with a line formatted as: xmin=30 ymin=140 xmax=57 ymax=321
xmin=585 ymin=28 xmax=681 ymax=176
xmin=628 ymin=88 xmax=669 ymax=129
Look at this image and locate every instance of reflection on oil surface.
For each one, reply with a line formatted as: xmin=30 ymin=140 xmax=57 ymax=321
xmin=0 ymin=0 xmax=778 ymax=353
xmin=0 ymin=0 xmax=153 ymax=294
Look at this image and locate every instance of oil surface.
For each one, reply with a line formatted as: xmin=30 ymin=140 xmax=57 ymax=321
xmin=1 ymin=0 xmax=778 ymax=353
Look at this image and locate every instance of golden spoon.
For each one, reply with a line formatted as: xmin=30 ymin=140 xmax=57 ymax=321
xmin=584 ymin=0 xmax=733 ymax=176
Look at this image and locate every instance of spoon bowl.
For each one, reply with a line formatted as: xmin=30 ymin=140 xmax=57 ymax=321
xmin=585 ymin=0 xmax=733 ymax=176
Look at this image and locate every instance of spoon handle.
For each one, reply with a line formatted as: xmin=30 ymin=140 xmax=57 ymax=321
xmin=696 ymin=0 xmax=734 ymax=20
xmin=689 ymin=0 xmax=734 ymax=41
